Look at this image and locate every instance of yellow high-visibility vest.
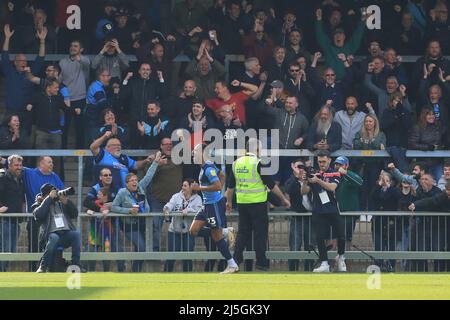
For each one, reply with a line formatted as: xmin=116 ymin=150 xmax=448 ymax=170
xmin=232 ymin=153 xmax=268 ymax=204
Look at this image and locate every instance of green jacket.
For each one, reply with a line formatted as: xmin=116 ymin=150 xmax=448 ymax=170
xmin=315 ymin=20 xmax=365 ymax=80
xmin=353 ymin=131 xmax=386 ymax=150
xmin=336 ymin=170 xmax=363 ymax=211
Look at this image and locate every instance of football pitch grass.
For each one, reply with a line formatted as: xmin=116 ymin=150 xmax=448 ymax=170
xmin=0 ymin=273 xmax=449 ymax=300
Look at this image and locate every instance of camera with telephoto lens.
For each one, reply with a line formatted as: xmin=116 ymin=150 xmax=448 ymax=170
xmin=297 ymin=165 xmax=318 ymax=179
xmin=57 ymin=187 xmax=75 ymax=198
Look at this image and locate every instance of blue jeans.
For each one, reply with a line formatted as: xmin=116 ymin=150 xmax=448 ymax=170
xmin=288 ymin=216 xmax=314 ymax=271
xmin=0 ymin=220 xmax=18 ymax=272
xmin=164 ymin=231 xmax=195 ymax=272
xmin=40 ymin=230 xmax=81 ymax=269
xmin=124 ymin=228 xmax=146 ymax=272
xmin=149 ymin=196 xmax=165 ymax=252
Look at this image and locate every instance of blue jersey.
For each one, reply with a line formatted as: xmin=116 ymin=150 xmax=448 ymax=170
xmin=23 ymin=167 xmax=64 ymax=212
xmin=93 ymin=148 xmax=136 ymax=188
xmin=199 ymin=161 xmax=222 ymax=205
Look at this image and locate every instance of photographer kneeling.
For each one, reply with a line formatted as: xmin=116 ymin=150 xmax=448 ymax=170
xmin=33 ymin=183 xmax=80 ymax=273
xmin=301 ymin=150 xmax=346 ymax=273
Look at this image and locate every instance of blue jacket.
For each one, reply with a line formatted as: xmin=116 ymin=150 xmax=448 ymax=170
xmin=1 ymin=51 xmax=43 ymax=112
xmin=85 ymin=80 xmax=110 ymax=125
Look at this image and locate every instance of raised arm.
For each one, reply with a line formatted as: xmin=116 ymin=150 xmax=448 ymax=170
xmin=230 ymin=80 xmax=258 ymax=96
xmin=37 ymin=27 xmax=48 ymax=57
xmin=2 ymin=24 xmax=14 ymax=52
xmin=24 ymin=67 xmax=41 ymax=85
xmin=90 ymin=131 xmax=112 ymax=156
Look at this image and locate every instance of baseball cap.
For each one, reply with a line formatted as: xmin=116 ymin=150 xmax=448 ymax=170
xmin=333 ymin=28 xmax=345 ymax=35
xmin=114 ymin=6 xmax=130 ymax=17
xmin=270 ymin=80 xmax=284 ymax=89
xmin=40 ymin=183 xmax=56 ymax=195
xmin=334 ymin=156 xmax=349 ymax=166
xmin=96 ymin=19 xmax=114 ymax=40
xmin=401 ymin=176 xmax=415 ymax=185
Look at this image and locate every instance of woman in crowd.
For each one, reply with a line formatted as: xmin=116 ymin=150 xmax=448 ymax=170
xmin=408 ymin=107 xmax=447 ymax=181
xmin=371 ymin=170 xmax=400 ymax=271
xmin=112 ymin=151 xmax=165 ymax=272
xmin=163 ymin=178 xmax=203 ymax=272
xmin=0 ymin=114 xmax=30 ymax=149
xmin=353 ymin=113 xmax=386 ymax=211
xmin=98 ymin=108 xmax=128 ymax=147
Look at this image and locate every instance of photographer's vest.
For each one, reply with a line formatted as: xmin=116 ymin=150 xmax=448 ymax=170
xmin=233 ymin=154 xmax=267 ymax=204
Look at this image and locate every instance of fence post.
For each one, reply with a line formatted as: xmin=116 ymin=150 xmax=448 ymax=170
xmin=77 ymin=155 xmax=84 ymax=228
xmin=146 ymin=215 xmax=153 ymax=253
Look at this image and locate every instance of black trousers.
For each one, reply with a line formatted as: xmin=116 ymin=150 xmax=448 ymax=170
xmin=62 ymin=99 xmax=85 ymax=149
xmin=312 ymin=212 xmax=345 ymax=262
xmin=233 ymin=202 xmax=269 ymax=269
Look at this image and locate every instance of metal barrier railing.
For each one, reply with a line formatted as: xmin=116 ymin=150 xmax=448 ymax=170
xmin=0 ymin=148 xmax=448 ymax=221
xmin=0 ymin=212 xmax=449 ymax=273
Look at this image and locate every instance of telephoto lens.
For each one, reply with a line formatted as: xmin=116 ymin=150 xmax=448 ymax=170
xmin=57 ymin=187 xmax=76 ymax=197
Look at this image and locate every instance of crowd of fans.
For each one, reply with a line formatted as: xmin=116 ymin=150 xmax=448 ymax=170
xmin=1 ymin=0 xmax=450 ymax=271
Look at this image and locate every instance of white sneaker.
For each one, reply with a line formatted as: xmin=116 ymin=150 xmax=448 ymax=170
xmin=220 ymin=265 xmax=239 ymax=274
xmin=313 ymin=262 xmax=330 ymax=273
xmin=226 ymin=227 xmax=237 ymax=250
xmin=335 ymin=255 xmax=347 ymax=272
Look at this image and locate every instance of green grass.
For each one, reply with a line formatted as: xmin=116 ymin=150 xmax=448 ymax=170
xmin=0 ymin=273 xmax=449 ymax=299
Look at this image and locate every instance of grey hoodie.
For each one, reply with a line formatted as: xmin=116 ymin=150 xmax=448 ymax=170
xmin=334 ymin=110 xmax=367 ymax=150
xmin=274 ymin=108 xmax=309 ymax=149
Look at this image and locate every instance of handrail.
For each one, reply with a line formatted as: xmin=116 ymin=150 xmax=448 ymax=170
xmin=0 ymin=149 xmax=450 ymax=158
xmin=0 ymin=54 xmax=431 ymax=64
xmin=0 ymin=211 xmax=448 ymax=217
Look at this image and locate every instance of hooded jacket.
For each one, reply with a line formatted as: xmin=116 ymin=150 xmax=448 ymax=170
xmin=32 ymin=196 xmax=78 ymax=250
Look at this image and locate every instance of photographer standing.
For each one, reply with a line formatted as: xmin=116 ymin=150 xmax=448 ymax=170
xmin=33 ymin=183 xmax=80 ymax=273
xmin=301 ymin=150 xmax=346 ymax=273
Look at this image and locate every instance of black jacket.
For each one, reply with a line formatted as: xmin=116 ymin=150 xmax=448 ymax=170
xmin=0 ymin=172 xmax=26 ymax=217
xmin=0 ymin=125 xmax=29 ymax=149
xmin=30 ymin=92 xmax=65 ymax=132
xmin=32 ymin=196 xmax=78 ymax=250
xmin=414 ymin=192 xmax=450 ymax=212
xmin=380 ymin=104 xmax=412 ymax=148
xmin=285 ymin=175 xmax=312 ymax=213
xmin=120 ymin=76 xmax=167 ymax=121
xmin=306 ymin=121 xmax=342 ymax=152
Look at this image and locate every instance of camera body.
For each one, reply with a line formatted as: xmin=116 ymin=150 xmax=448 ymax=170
xmin=297 ymin=165 xmax=318 ymax=179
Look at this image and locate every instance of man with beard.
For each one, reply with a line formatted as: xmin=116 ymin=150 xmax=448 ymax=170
xmin=285 ymin=29 xmax=311 ymax=64
xmin=306 ymin=105 xmax=342 ymax=152
xmin=412 ymin=40 xmax=450 ymax=92
xmin=90 ymin=132 xmax=153 ymax=188
xmin=0 ymin=155 xmax=26 ymax=272
xmin=334 ymin=97 xmax=375 ymax=150
xmin=387 ymin=162 xmax=427 ymax=191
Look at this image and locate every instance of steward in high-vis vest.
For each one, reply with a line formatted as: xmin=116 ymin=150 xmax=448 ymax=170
xmin=226 ymin=138 xmax=290 ymax=271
